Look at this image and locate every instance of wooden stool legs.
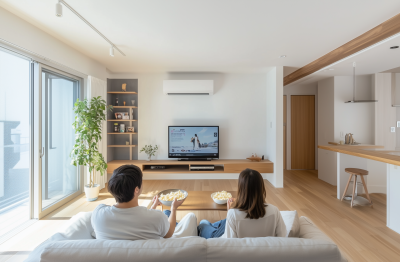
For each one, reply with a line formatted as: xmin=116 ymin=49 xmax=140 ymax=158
xmin=351 ymin=175 xmax=357 ymax=208
xmin=341 ymin=174 xmax=353 ymax=201
xmin=341 ymin=172 xmax=373 ymax=208
xmin=360 ymin=175 xmax=373 ymax=207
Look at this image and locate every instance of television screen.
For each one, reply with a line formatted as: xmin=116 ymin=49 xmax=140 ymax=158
xmin=168 ymin=126 xmax=219 ymax=159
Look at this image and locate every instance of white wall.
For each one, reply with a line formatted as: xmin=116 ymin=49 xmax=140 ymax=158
xmin=374 ymin=73 xmax=396 ymax=150
xmin=317 ymin=77 xmax=336 ymax=185
xmin=111 ymin=72 xmax=268 ymax=161
xmin=284 ymin=82 xmax=318 ymax=170
xmin=0 ymin=6 xmax=107 ymax=80
xmin=334 ymin=76 xmax=375 ymax=144
xmin=266 ymin=67 xmax=284 ymax=187
xmin=318 ymin=75 xmax=376 ymax=186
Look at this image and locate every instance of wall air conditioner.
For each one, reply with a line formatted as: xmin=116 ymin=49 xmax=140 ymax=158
xmin=163 ymin=80 xmax=214 ymax=95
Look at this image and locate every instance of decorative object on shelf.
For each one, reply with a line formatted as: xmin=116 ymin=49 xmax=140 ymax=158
xmin=345 ymin=133 xmax=358 ymax=145
xmin=122 ymin=83 xmax=127 ymax=92
xmin=262 ymin=155 xmax=264 ymax=160
xmin=247 ymin=156 xmax=262 ymax=162
xmin=115 ymin=97 xmax=119 ymax=106
xmin=70 ymin=96 xmax=113 ymax=201
xmin=114 ymin=123 xmax=119 ymax=132
xmin=123 ymin=101 xmax=126 ymax=106
xmin=131 ymin=108 xmax=134 ymax=119
xmin=131 ymin=100 xmax=135 ymax=106
xmin=126 ymin=141 xmax=130 ymax=145
xmin=115 ymin=112 xmax=128 ymax=119
xmin=120 ymin=123 xmax=125 ymax=133
xmin=115 ymin=112 xmax=122 ymax=119
xmin=140 ymin=145 xmax=159 ymax=161
xmin=127 ymin=126 xmax=135 ymax=132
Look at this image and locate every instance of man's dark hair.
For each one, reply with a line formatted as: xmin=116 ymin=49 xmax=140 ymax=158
xmin=108 ymin=165 xmax=143 ymax=203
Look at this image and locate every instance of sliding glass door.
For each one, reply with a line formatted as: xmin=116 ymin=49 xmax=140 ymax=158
xmin=0 ymin=49 xmax=31 ymax=240
xmin=38 ymin=67 xmax=82 ymax=216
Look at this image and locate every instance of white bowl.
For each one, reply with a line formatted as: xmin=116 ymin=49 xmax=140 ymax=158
xmin=211 ymin=192 xmax=230 ymax=205
xmin=158 ymin=189 xmax=188 ymax=206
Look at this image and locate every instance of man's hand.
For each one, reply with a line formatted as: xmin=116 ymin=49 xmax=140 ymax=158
xmin=150 ymin=195 xmax=162 ymax=209
xmin=171 ymin=197 xmax=185 ymax=211
xmin=227 ymin=198 xmax=235 ymax=210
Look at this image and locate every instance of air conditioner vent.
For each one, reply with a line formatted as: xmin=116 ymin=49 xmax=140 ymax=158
xmin=163 ymin=80 xmax=214 ymax=95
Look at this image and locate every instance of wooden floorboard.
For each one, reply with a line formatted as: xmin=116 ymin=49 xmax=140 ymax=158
xmin=1 ymin=170 xmax=400 ymax=261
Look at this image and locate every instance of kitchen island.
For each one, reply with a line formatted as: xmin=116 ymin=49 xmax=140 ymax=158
xmin=319 ymin=144 xmax=400 ymax=234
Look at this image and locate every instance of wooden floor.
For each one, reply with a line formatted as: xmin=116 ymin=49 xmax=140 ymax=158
xmin=1 ymin=170 xmax=400 ymax=262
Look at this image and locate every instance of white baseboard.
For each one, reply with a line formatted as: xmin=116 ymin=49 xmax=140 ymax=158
xmin=367 ymin=185 xmax=387 ymax=194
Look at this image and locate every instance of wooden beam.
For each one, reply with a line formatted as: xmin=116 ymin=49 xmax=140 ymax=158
xmin=284 ymin=12 xmax=400 ymax=86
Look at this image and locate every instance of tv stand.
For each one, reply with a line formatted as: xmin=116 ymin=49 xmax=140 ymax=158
xmin=178 ymin=158 xmax=212 ymax=161
xmin=107 ymin=159 xmax=273 ymax=174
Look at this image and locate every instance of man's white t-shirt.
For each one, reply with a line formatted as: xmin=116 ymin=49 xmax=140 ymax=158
xmin=91 ymin=204 xmax=170 ymax=240
xmin=220 ymin=204 xmax=287 ymax=238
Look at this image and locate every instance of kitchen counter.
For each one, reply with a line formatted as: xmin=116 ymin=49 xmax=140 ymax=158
xmin=318 ymin=144 xmax=400 ymax=166
xmin=318 ymin=144 xmax=400 ymax=234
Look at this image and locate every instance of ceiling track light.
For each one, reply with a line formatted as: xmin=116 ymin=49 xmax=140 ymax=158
xmin=55 ymin=1 xmax=63 ymax=17
xmin=56 ymin=0 xmax=125 ymax=56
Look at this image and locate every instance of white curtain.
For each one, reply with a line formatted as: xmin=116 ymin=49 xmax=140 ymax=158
xmin=87 ymin=76 xmax=107 ymax=190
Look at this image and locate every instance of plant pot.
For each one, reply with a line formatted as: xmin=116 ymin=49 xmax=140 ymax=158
xmin=147 ymin=155 xmax=152 ymax=161
xmin=84 ymin=184 xmax=100 ymax=201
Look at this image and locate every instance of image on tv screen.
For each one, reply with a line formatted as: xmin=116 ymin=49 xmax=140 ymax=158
xmin=168 ymin=126 xmax=219 ymax=157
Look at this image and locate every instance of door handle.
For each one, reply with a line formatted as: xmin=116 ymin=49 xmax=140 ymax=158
xmin=40 ymin=147 xmax=45 ymax=158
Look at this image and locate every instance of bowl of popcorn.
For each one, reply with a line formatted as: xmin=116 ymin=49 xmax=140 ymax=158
xmin=211 ymin=191 xmax=232 ymax=205
xmin=158 ymin=189 xmax=188 ymax=206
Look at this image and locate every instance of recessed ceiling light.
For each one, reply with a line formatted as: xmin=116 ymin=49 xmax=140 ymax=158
xmin=280 ymin=55 xmax=286 ymax=58
xmin=324 ymin=68 xmax=334 ymax=71
xmin=390 ymin=46 xmax=399 ymax=49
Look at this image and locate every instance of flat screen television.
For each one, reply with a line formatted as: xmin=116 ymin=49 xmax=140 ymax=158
xmin=168 ymin=126 xmax=219 ymax=159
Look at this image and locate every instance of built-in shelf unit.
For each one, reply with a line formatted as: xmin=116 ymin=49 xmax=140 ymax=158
xmin=107 ymin=79 xmax=138 ymax=161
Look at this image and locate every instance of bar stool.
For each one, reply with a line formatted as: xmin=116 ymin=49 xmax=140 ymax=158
xmin=340 ymin=168 xmax=373 ymax=208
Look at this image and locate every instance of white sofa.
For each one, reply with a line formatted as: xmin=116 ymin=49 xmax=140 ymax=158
xmin=26 ymin=212 xmax=347 ymax=262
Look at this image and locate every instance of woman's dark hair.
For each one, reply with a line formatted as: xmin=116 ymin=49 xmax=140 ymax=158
xmin=231 ymin=168 xmax=267 ymax=219
xmin=108 ymin=165 xmax=143 ymax=203
xmin=195 ymin=134 xmax=197 ymax=137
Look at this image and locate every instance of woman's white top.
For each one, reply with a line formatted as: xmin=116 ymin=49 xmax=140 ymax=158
xmin=221 ymin=204 xmax=287 ymax=238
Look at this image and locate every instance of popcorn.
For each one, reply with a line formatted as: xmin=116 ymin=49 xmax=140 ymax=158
xmin=159 ymin=190 xmax=186 ymax=201
xmin=212 ymin=191 xmax=232 ymax=200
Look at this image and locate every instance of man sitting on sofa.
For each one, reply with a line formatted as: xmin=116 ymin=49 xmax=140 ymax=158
xmin=91 ymin=165 xmax=198 ymax=240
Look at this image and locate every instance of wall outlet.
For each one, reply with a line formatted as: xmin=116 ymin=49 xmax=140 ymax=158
xmin=340 ymin=131 xmax=344 ymax=137
xmin=391 ymin=127 xmax=396 ymax=132
xmin=397 ymin=121 xmax=400 ymax=128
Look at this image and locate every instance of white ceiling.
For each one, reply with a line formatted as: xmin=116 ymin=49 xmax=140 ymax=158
xmin=1 ymin=0 xmax=400 ymax=73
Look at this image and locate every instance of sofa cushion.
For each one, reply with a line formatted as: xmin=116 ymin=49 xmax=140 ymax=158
xmin=207 ymin=237 xmax=345 ymax=262
xmin=39 ymin=237 xmax=206 ymax=262
xmin=280 ymin=210 xmax=300 ymax=237
xmin=299 ymin=216 xmax=333 ymax=242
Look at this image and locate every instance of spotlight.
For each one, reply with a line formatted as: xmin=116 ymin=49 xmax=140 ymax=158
xmin=55 ymin=1 xmax=63 ymax=17
xmin=110 ymin=46 xmax=114 ymax=57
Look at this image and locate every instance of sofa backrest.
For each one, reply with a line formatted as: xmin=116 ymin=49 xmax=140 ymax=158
xmin=25 ymin=212 xmax=347 ymax=262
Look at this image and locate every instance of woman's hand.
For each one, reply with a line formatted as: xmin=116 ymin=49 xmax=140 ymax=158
xmin=227 ymin=198 xmax=235 ymax=210
xmin=150 ymin=195 xmax=162 ymax=209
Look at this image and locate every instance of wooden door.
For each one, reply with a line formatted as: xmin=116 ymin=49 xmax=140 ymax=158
xmin=283 ymin=95 xmax=287 ymax=170
xmin=291 ymin=95 xmax=315 ymax=169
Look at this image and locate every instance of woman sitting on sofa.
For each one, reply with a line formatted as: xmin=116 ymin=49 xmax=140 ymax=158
xmin=197 ymin=168 xmax=287 ymax=239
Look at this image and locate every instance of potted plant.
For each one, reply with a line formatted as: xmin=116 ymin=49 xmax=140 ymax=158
xmin=70 ymin=96 xmax=112 ymax=201
xmin=140 ymin=145 xmax=159 ymax=161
